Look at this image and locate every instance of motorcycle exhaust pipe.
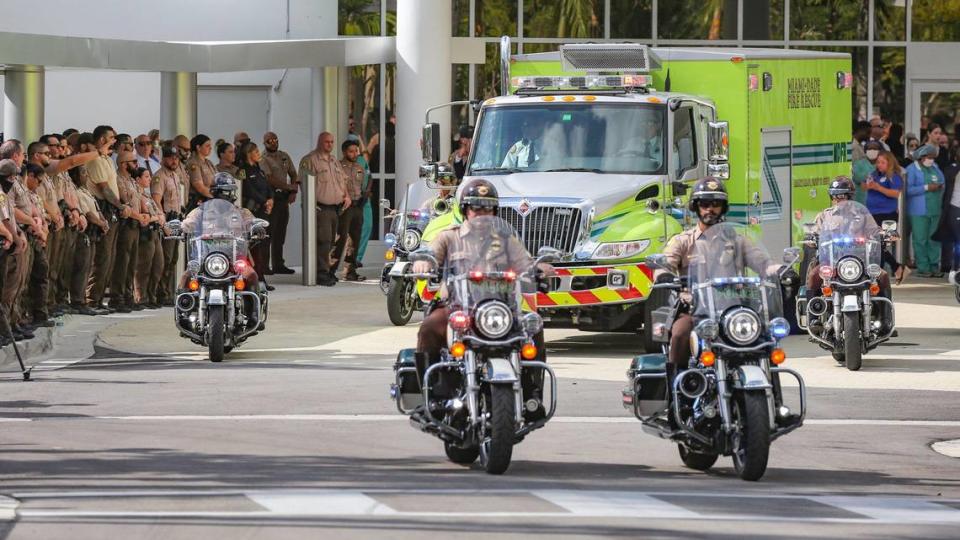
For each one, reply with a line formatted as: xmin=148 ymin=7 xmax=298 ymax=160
xmin=807 ymin=297 xmax=828 ymax=317
xmin=177 ymin=293 xmax=197 ymax=312
xmin=678 ymin=370 xmax=708 ymax=400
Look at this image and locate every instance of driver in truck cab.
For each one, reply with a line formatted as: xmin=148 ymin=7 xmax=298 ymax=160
xmin=655 ymin=178 xmax=785 ymax=385
xmin=501 ymin=116 xmax=545 ymax=168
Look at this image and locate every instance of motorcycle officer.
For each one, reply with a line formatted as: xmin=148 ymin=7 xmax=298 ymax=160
xmin=178 ymin=172 xmax=264 ymax=292
xmin=411 ymin=178 xmax=552 ymax=418
xmin=657 ymin=178 xmax=789 ymax=385
xmin=803 ymin=176 xmax=893 ymax=333
xmin=418 ymin=161 xmax=459 ymax=212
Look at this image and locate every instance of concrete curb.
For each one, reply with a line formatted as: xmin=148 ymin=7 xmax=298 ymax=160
xmin=932 ymin=439 xmax=960 ymax=459
xmin=0 ymin=495 xmax=19 ymax=521
xmin=0 ymin=323 xmax=58 ymax=372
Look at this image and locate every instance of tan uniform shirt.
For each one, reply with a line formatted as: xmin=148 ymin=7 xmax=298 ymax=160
xmin=56 ymin=172 xmax=79 ymax=210
xmin=77 ymin=187 xmax=101 ymax=217
xmin=28 ymin=189 xmax=49 ymax=221
xmin=811 ymin=203 xmax=882 ymax=239
xmin=84 ymin=155 xmax=119 ymax=202
xmin=261 ymin=150 xmax=297 ymax=191
xmin=151 ymin=166 xmax=186 ymax=213
xmin=299 ymin=151 xmax=348 ymax=206
xmin=185 ymin=155 xmax=217 ymax=196
xmin=216 ymin=163 xmax=239 ymax=177
xmin=0 ymin=192 xmax=10 ymax=221
xmin=142 ymin=190 xmax=163 ymax=220
xmin=36 ymin=174 xmax=61 ymax=223
xmin=9 ymin=177 xmax=37 ymax=216
xmin=429 ymin=220 xmax=534 ymax=273
xmin=661 ymin=225 xmax=773 ymax=278
xmin=117 ymin=174 xmax=141 ymax=216
xmin=340 ymin=159 xmax=364 ymax=201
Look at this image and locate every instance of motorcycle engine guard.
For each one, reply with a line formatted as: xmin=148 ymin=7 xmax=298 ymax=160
xmin=732 ymin=365 xmax=772 ymax=390
xmin=841 ymin=294 xmax=859 ymax=312
xmin=207 ymin=289 xmax=227 ymax=306
xmin=484 ymin=358 xmax=519 ymax=383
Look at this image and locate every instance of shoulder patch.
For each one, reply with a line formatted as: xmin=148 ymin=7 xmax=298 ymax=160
xmin=189 ymin=164 xmax=197 ymax=171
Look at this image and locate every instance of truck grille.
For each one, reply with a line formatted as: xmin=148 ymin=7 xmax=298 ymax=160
xmin=498 ymin=206 xmax=583 ymax=255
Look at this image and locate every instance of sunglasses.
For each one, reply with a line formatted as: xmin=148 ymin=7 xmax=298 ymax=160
xmin=697 ymin=200 xmax=724 ymax=209
xmin=136 ymin=141 xmax=151 ymax=146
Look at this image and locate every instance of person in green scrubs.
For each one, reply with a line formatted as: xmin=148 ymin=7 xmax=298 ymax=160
xmin=352 ymin=135 xmax=373 ymax=266
xmin=904 ymin=144 xmax=945 ymax=277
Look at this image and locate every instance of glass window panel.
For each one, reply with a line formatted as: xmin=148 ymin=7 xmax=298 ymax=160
xmin=875 ymin=0 xmax=906 ymax=41
xmin=387 ymin=2 xmax=396 ymax=36
xmin=609 ymin=0 xmax=652 ymax=38
xmin=521 ymin=43 xmax=562 ymax=54
xmin=476 ymin=0 xmax=519 ymax=37
xmin=790 ymin=0 xmax=868 ymax=41
xmin=796 ymin=46 xmax=868 ymax=125
xmin=872 ymin=47 xmax=905 ymax=129
xmin=347 ymin=64 xmax=381 ymax=155
xmin=911 ymin=0 xmax=960 ymax=42
xmin=476 ymin=42 xmax=517 ymax=99
xmin=743 ymin=0 xmax=784 ymax=41
xmin=920 ymin=92 xmax=960 ymax=147
xmin=659 ymin=0 xmax=737 ymax=40
xmin=524 ymin=0 xmax=603 ymax=38
xmin=453 ymin=0 xmax=471 ymax=36
xmin=339 ymin=0 xmax=382 ymax=36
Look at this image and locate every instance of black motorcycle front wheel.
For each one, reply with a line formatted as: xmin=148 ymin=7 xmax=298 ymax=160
xmin=843 ymin=312 xmax=862 ymax=371
xmin=387 ymin=277 xmax=416 ymax=326
xmin=208 ymin=305 xmax=225 ymax=363
xmin=479 ymin=385 xmax=516 ymax=475
xmin=444 ymin=442 xmax=480 ymax=465
xmin=731 ymin=392 xmax=770 ymax=481
xmin=678 ymin=445 xmax=719 ymax=471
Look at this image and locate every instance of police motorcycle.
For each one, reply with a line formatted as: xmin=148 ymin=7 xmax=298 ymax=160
xmin=165 ymin=181 xmax=270 ymax=363
xmin=381 ymin=162 xmax=459 ymax=326
xmin=796 ymin=201 xmax=897 ymax=371
xmin=390 ymin=216 xmax=558 ymax=474
xmin=624 ymin=223 xmax=806 ymax=481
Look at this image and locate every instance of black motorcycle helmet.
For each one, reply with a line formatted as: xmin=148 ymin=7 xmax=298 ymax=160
xmin=687 ymin=177 xmax=729 ymax=219
xmin=459 ymin=178 xmax=499 ymax=215
xmin=211 ymin=172 xmax=239 ymax=203
xmin=827 ymin=176 xmax=855 ymax=200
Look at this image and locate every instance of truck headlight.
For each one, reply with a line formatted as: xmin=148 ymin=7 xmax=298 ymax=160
xmin=204 ymin=253 xmax=230 ymax=278
xmin=401 ymin=229 xmax=422 ymax=251
xmin=475 ymin=301 xmax=513 ymax=339
xmin=591 ymin=239 xmax=650 ymax=260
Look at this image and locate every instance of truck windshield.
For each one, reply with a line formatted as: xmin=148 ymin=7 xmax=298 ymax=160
xmin=468 ymin=103 xmax=665 ymax=175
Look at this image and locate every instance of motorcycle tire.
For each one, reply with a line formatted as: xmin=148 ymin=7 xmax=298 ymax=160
xmin=387 ymin=277 xmax=415 ymax=326
xmin=955 ymin=286 xmax=960 ymax=304
xmin=731 ymin=392 xmax=770 ymax=482
xmin=843 ymin=311 xmax=862 ymax=371
xmin=479 ymin=385 xmax=516 ymax=475
xmin=444 ymin=442 xmax=479 ymax=465
xmin=678 ymin=444 xmax=719 ymax=471
xmin=641 ymin=287 xmax=668 ymax=354
xmin=208 ymin=305 xmax=225 ymax=363
xmin=831 ymin=351 xmax=845 ymax=364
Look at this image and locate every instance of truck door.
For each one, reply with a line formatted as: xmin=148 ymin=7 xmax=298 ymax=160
xmin=759 ymin=127 xmax=793 ymax=254
xmin=669 ymin=104 xmax=701 ymax=184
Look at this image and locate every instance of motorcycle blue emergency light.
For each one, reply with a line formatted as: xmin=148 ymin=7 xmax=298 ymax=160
xmin=770 ymin=317 xmax=790 ymax=339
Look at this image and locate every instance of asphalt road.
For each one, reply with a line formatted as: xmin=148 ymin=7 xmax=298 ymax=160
xmin=0 ymin=273 xmax=958 ymax=539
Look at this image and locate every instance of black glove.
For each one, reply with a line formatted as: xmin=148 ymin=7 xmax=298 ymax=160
xmin=779 ymin=267 xmax=800 ymax=287
xmin=535 ymin=268 xmax=551 ymax=294
xmin=655 ymin=272 xmax=676 ymax=284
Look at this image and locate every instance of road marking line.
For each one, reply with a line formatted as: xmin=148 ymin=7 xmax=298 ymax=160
xmin=818 ymin=496 xmax=960 ymax=523
xmin=932 ymin=439 xmax=960 ymax=458
xmin=0 ymin=496 xmax=18 ymax=522
xmin=534 ymin=490 xmax=698 ymax=518
xmin=247 ymin=491 xmax=396 ymax=515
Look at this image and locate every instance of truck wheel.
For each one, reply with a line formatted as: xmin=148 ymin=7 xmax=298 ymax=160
xmin=641 ymin=288 xmax=668 ymax=354
xmin=387 ymin=277 xmax=415 ymax=326
xmin=843 ymin=312 xmax=862 ymax=371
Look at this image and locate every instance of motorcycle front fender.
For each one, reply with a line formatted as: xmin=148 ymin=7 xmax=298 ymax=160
xmin=484 ymin=357 xmax=519 ymax=384
xmin=207 ymin=289 xmax=227 ymax=306
xmin=841 ymin=294 xmax=859 ymax=312
xmin=731 ymin=365 xmax=772 ymax=391
xmin=389 ymin=261 xmax=412 ymax=277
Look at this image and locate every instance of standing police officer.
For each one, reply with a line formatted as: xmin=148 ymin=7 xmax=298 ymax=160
xmin=260 ymin=132 xmax=298 ymax=274
xmin=152 ymin=146 xmax=188 ymax=306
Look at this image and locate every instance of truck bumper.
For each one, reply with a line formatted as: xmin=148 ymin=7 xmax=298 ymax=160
xmin=534 ymin=263 xmax=653 ymax=308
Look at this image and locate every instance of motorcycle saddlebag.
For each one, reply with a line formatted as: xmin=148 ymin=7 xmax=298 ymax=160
xmin=393 ymin=348 xmax=424 ymax=410
xmin=627 ymin=353 xmax=668 ymax=416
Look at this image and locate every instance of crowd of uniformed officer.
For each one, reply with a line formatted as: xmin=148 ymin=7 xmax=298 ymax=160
xmin=0 ymin=125 xmax=381 ymax=345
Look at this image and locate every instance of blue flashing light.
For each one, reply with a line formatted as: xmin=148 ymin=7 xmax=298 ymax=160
xmin=384 ymin=233 xmax=396 ymax=248
xmin=770 ymin=317 xmax=790 ymax=339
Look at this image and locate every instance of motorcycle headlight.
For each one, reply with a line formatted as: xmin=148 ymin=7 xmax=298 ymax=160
xmin=769 ymin=317 xmax=790 ymax=339
xmin=724 ymin=308 xmax=761 ymax=345
xmin=475 ymin=301 xmax=513 ymax=339
xmin=521 ymin=312 xmax=543 ymax=335
xmin=591 ymin=239 xmax=651 ymax=260
xmin=204 ymin=253 xmax=230 ymax=278
xmin=695 ymin=318 xmax=719 ymax=340
xmin=401 ymin=229 xmax=422 ymax=252
xmin=819 ymin=265 xmax=834 ymax=280
xmin=837 ymin=258 xmax=862 ymax=282
xmin=866 ymin=263 xmax=882 ymax=278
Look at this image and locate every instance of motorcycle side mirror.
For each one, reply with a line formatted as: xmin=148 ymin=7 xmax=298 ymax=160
xmin=782 ymin=247 xmax=801 ymax=265
xmin=645 ymin=254 xmax=668 ymax=269
xmin=881 ymin=220 xmax=898 ymax=233
xmin=379 ymin=198 xmax=393 ymax=212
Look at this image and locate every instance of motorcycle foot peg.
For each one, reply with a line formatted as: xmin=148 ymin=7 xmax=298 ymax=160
xmin=524 ymin=398 xmax=541 ymax=412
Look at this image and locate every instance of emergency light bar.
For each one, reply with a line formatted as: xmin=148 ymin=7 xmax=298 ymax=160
xmin=511 ymin=74 xmax=652 ymax=91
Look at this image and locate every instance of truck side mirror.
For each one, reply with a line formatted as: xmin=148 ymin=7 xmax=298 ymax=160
xmin=671 ymin=181 xmax=688 ymax=196
xmin=708 ymin=121 xmax=729 ymax=162
xmin=422 ymin=123 xmax=441 ymax=163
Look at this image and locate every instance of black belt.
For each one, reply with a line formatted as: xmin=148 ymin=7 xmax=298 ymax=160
xmin=317 ymin=203 xmax=339 ymax=210
xmin=351 ymin=199 xmax=363 ymax=207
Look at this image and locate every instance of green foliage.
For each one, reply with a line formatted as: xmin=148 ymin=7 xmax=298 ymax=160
xmin=790 ymin=0 xmax=869 ymax=40
xmin=912 ymin=0 xmax=960 ymax=42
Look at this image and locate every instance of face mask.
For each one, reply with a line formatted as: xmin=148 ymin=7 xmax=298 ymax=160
xmin=142 ymin=187 xmax=152 ymax=196
xmin=922 ymin=158 xmax=934 ymax=168
xmin=866 ymin=150 xmax=879 ymax=160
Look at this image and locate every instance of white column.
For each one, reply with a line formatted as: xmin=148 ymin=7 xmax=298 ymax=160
xmin=3 ymin=65 xmax=45 ymax=144
xmin=397 ymin=0 xmax=452 ymax=202
xmin=160 ymin=71 xmax=197 ymax=139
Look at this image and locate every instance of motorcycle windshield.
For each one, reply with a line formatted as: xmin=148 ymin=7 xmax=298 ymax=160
xmin=817 ymin=201 xmax=882 ymax=270
xmin=186 ymin=199 xmax=249 ymax=263
xmin=441 ymin=216 xmax=535 ymax=311
xmin=688 ymin=223 xmax=783 ymax=323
